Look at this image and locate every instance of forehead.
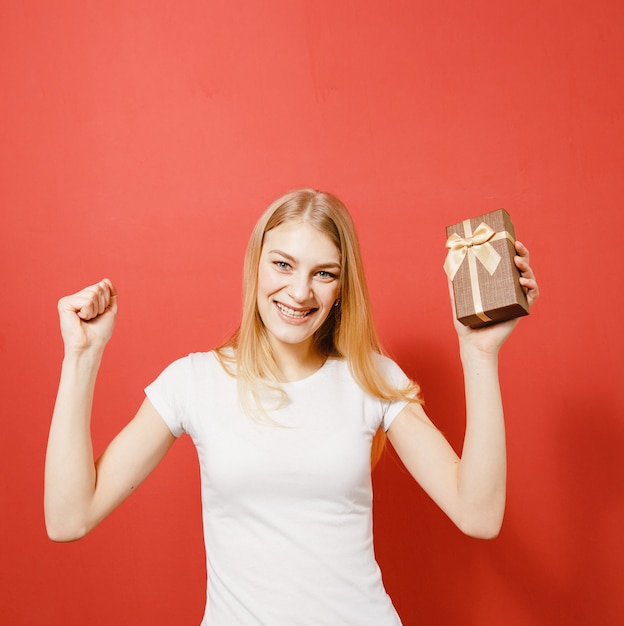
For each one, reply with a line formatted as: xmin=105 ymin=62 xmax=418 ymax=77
xmin=262 ymin=221 xmax=340 ymax=259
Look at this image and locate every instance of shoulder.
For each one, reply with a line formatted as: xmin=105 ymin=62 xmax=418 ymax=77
xmin=328 ymin=354 xmax=410 ymax=391
xmin=329 ymin=353 xmax=401 ymax=372
xmin=163 ymin=350 xmax=215 ymax=368
xmin=371 ymin=352 xmax=399 ymax=368
xmin=152 ymin=350 xmax=225 ymax=381
xmin=371 ymin=352 xmax=408 ymax=379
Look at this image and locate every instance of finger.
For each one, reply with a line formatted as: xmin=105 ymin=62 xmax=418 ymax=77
xmin=520 ymin=276 xmax=540 ymax=306
xmin=514 ymin=240 xmax=529 ymax=265
xmin=512 ymin=241 xmax=540 ymax=307
xmin=514 ymin=242 xmax=535 ymax=278
xmin=103 ymin=279 xmax=118 ymax=312
xmin=515 ymin=255 xmax=533 ymax=278
xmin=102 ymin=278 xmax=117 ymax=299
xmin=446 ymin=277 xmax=459 ymax=318
xmin=95 ymin=279 xmax=116 ymax=317
xmin=78 ymin=286 xmax=103 ymax=320
xmin=514 ymin=239 xmax=529 ymax=258
xmin=71 ymin=279 xmax=116 ymax=321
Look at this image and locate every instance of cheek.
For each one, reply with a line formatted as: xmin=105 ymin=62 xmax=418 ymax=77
xmin=257 ymin=267 xmax=280 ymax=297
xmin=321 ymin=283 xmax=341 ymax=307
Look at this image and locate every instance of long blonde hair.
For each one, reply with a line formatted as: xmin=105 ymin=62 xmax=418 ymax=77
xmin=216 ymin=189 xmax=420 ymax=464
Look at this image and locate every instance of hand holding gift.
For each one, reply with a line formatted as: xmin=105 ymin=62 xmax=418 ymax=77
xmin=444 ymin=209 xmax=539 ymax=354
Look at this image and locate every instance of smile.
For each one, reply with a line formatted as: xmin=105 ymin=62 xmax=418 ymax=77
xmin=275 ymin=302 xmax=316 ymax=319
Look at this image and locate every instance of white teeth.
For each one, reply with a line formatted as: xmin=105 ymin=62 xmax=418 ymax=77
xmin=276 ymin=302 xmax=312 ymax=318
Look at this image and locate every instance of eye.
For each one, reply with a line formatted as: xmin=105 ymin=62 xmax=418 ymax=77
xmin=274 ymin=260 xmax=291 ymax=271
xmin=316 ymin=270 xmax=338 ymax=280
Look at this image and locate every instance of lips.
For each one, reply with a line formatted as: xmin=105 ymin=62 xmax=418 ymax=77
xmin=275 ymin=301 xmax=316 ymax=319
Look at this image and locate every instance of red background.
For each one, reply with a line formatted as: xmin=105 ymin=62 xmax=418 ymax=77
xmin=1 ymin=1 xmax=623 ymax=624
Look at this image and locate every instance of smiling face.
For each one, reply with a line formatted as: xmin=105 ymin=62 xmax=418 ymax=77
xmin=256 ymin=220 xmax=342 ymax=362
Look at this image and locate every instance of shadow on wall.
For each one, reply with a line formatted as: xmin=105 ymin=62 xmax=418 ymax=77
xmin=373 ymin=336 xmax=482 ymax=625
xmin=490 ymin=392 xmax=624 ymax=625
xmin=374 ymin=336 xmax=624 ymax=625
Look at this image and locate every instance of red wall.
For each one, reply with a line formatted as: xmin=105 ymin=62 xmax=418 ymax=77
xmin=1 ymin=1 xmax=623 ymax=624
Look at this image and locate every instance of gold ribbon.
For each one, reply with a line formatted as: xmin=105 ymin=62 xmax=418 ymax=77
xmin=444 ymin=220 xmax=515 ymax=323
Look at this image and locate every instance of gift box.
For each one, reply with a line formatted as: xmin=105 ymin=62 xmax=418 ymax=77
xmin=444 ymin=209 xmax=529 ymax=328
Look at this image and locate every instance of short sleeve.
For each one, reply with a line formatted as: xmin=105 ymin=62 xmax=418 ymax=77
xmin=376 ymin=355 xmax=418 ymax=432
xmin=144 ymin=357 xmax=190 ymax=438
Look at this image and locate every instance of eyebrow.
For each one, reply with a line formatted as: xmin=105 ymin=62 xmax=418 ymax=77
xmin=268 ymin=249 xmax=342 ymax=270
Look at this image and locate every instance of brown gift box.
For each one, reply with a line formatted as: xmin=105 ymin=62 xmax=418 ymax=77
xmin=444 ymin=209 xmax=529 ymax=328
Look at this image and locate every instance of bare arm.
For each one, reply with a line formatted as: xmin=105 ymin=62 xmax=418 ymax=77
xmin=388 ymin=241 xmax=539 ymax=539
xmin=44 ymin=280 xmax=175 ymax=542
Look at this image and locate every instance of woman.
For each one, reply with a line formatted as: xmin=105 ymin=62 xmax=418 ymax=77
xmin=45 ymin=189 xmax=539 ymax=625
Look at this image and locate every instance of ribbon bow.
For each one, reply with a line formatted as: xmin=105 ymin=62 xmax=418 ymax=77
xmin=443 ymin=222 xmax=502 ymax=280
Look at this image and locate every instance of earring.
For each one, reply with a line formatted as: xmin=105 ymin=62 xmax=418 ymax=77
xmin=334 ymin=299 xmax=340 ymax=307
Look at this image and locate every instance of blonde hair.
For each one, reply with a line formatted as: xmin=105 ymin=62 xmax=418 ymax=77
xmin=216 ymin=189 xmax=420 ymax=464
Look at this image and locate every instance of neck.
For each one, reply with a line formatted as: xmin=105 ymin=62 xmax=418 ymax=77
xmin=270 ymin=340 xmax=325 ymax=382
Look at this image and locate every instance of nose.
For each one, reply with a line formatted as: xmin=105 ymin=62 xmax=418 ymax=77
xmin=287 ymin=272 xmax=313 ymax=303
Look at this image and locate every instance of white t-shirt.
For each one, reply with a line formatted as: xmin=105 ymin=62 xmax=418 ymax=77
xmin=145 ymin=351 xmax=411 ymax=625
